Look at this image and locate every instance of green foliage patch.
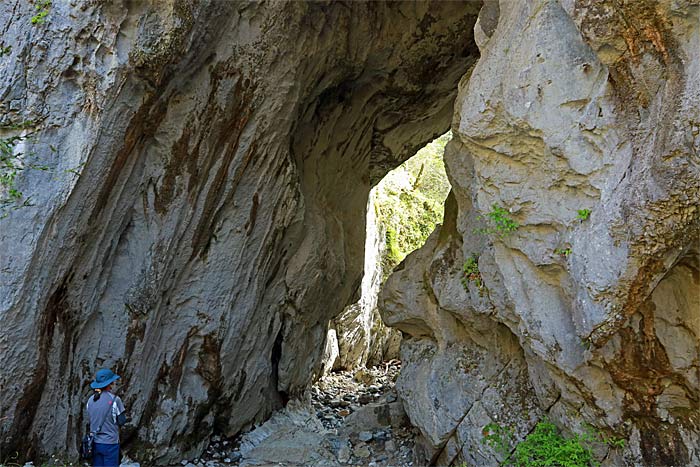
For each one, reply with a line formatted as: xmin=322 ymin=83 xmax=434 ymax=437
xmin=376 ymin=132 xmax=451 ymax=277
xmin=31 ymin=0 xmax=51 ymax=25
xmin=461 ymin=255 xmax=484 ymax=292
xmin=482 ymin=419 xmax=625 ymax=467
xmin=483 ymin=422 xmax=514 ymax=460
xmin=554 ymin=247 xmax=572 ymax=258
xmin=576 ymin=209 xmax=591 ymax=221
xmin=1 ymin=122 xmax=35 ymax=215
xmin=512 ymin=420 xmax=595 ymax=467
xmin=476 ymin=204 xmax=519 ymax=238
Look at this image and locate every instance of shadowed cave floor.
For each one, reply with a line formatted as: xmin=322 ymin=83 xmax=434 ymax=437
xmin=165 ymin=362 xmax=417 ymax=467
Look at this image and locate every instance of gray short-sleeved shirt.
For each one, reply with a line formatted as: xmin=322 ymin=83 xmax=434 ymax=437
xmin=86 ymin=392 xmax=125 ymax=444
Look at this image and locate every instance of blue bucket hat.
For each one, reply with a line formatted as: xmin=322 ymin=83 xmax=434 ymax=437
xmin=91 ymin=368 xmax=121 ymax=389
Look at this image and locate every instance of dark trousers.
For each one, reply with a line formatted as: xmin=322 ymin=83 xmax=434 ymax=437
xmin=93 ymin=442 xmax=120 ymax=467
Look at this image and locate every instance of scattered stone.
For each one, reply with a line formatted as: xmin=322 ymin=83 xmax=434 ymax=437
xmin=353 ymin=444 xmax=371 ymax=459
xmin=186 ymin=362 xmax=410 ymax=467
xmin=353 ymin=368 xmax=374 ymax=384
xmin=358 ymin=393 xmax=373 ymax=404
xmin=337 ymin=445 xmax=351 ymax=463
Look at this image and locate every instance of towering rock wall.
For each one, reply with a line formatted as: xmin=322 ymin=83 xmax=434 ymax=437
xmin=381 ymin=0 xmax=700 ymax=465
xmin=0 ymin=1 xmax=480 ymax=462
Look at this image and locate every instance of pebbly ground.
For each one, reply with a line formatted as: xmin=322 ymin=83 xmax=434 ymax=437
xmin=171 ymin=362 xmax=417 ymax=467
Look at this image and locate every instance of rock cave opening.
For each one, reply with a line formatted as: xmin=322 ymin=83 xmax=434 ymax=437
xmin=324 ymin=132 xmax=453 ymax=374
xmin=189 ymin=133 xmax=455 ymax=467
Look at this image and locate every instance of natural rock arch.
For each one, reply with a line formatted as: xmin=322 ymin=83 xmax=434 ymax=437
xmin=2 ymin=0 xmax=699 ymax=465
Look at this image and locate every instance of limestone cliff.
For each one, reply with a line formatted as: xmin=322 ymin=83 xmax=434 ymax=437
xmin=380 ymin=0 xmax=700 ymax=465
xmin=0 ymin=0 xmax=480 ymax=462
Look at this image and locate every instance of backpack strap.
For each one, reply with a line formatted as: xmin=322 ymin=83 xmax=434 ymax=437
xmin=88 ymin=392 xmax=115 ymax=436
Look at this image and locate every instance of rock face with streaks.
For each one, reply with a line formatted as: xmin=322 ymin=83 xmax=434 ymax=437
xmin=0 ymin=0 xmax=480 ymax=463
xmin=380 ymin=0 xmax=700 ymax=465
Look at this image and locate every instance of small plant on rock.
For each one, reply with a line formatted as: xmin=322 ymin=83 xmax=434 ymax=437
xmin=476 ymin=204 xmax=519 ymax=238
xmin=31 ymin=0 xmax=51 ymax=25
xmin=599 ymin=433 xmax=626 ymax=449
xmin=482 ymin=418 xmax=626 ymax=467
xmin=1 ymin=133 xmax=30 ymax=203
xmin=482 ymin=422 xmax=515 ymax=461
xmin=512 ymin=419 xmax=595 ymax=467
xmin=461 ymin=255 xmax=483 ymax=291
xmin=554 ymin=247 xmax=572 ymax=258
xmin=580 ymin=423 xmax=626 ymax=451
xmin=0 ymin=120 xmax=52 ymax=218
xmin=576 ymin=209 xmax=591 ymax=221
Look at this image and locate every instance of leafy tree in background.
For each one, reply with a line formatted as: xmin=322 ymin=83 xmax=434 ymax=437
xmin=374 ymin=132 xmax=452 ymax=279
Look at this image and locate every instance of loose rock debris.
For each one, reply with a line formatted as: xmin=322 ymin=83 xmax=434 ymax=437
xmin=173 ymin=362 xmax=417 ymax=467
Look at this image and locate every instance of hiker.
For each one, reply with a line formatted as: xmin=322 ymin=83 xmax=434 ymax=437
xmin=86 ymin=368 xmax=127 ymax=467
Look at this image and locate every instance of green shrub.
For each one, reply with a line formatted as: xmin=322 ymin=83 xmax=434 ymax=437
xmin=554 ymin=247 xmax=572 ymax=258
xmin=576 ymin=209 xmax=591 ymax=221
xmin=461 ymin=255 xmax=483 ymax=291
xmin=476 ymin=204 xmax=519 ymax=238
xmin=512 ymin=420 xmax=595 ymax=467
xmin=0 ymin=120 xmax=52 ymax=218
xmin=481 ymin=419 xmax=625 ymax=467
xmin=385 ymin=226 xmax=402 ymax=265
xmin=31 ymin=0 xmax=51 ymax=24
xmin=1 ymin=132 xmax=30 ymax=207
xmin=482 ymin=422 xmax=514 ymax=460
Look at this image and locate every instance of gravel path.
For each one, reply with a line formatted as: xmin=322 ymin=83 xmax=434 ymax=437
xmin=174 ymin=362 xmax=417 ymax=467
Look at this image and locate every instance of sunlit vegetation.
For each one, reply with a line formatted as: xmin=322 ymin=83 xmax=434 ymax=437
xmin=374 ymin=132 xmax=452 ymax=278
